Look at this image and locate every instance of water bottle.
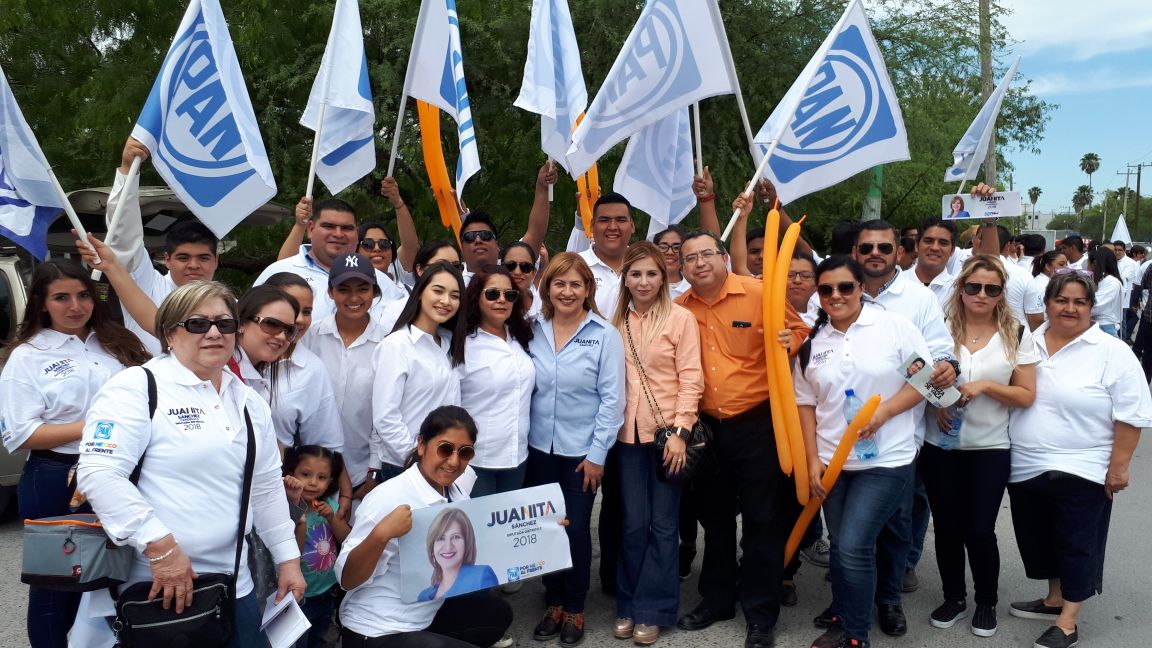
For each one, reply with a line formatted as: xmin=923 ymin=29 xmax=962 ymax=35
xmin=843 ymin=389 xmax=879 ymax=460
xmin=938 ymin=403 xmax=964 ymax=450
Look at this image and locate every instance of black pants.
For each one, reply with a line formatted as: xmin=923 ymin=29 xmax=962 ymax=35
xmin=598 ymin=445 xmax=623 ymax=593
xmin=919 ymin=445 xmax=1010 ymax=605
xmin=339 ymin=591 xmax=512 ymax=647
xmin=1136 ymin=313 xmax=1152 ymax=379
xmin=694 ymin=402 xmax=801 ymax=626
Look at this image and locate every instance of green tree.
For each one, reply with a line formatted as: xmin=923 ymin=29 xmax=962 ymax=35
xmin=1072 ymin=184 xmax=1093 ymax=213
xmin=1079 ymin=152 xmax=1101 ymax=190
xmin=1027 ymin=185 xmax=1041 ymax=210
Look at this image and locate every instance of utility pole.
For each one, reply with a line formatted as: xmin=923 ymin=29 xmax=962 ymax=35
xmin=1118 ymin=168 xmax=1133 ymax=218
xmin=1129 ymin=163 xmax=1152 ymax=239
xmin=979 ymin=0 xmax=995 ymax=186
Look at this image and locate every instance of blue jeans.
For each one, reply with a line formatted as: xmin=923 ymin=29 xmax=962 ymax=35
xmin=905 ymin=466 xmax=930 ymax=570
xmin=20 ymin=453 xmax=86 ymax=648
xmin=231 ymin=592 xmax=268 ymax=647
xmin=526 ymin=447 xmax=595 ymax=613
xmin=295 ymin=587 xmax=337 ymax=648
xmin=1099 ymin=323 xmax=1120 ymax=338
xmin=823 ymin=463 xmax=914 ymax=642
xmin=615 ymin=442 xmax=681 ymax=626
xmin=470 ymin=461 xmax=527 ymax=498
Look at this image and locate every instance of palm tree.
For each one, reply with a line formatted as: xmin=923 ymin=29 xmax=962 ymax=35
xmin=1072 ymin=184 xmax=1093 ymax=213
xmin=1079 ymin=153 xmax=1101 ymax=190
xmin=1028 ymin=186 xmax=1042 ymax=227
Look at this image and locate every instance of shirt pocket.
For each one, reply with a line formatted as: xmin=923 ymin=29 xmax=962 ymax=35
xmin=725 ymin=326 xmax=763 ymax=358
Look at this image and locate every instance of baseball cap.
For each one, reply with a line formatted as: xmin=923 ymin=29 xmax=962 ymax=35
xmin=328 ymin=253 xmax=377 ymax=287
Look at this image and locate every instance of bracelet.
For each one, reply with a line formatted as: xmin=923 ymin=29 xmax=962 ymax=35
xmin=697 ymin=192 xmax=715 ymax=203
xmin=392 ymin=202 xmax=406 ymax=211
xmin=147 ymin=543 xmax=178 ymax=564
xmin=296 ymin=218 xmax=310 ymax=227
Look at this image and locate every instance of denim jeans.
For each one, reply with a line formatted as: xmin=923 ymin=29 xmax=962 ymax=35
xmin=822 ymin=463 xmax=914 ymax=642
xmin=20 ymin=453 xmax=86 ymax=648
xmin=905 ymin=467 xmax=931 ymax=570
xmin=615 ymin=442 xmax=681 ymax=626
xmin=295 ymin=587 xmax=338 ymax=647
xmin=231 ymin=592 xmax=267 ymax=647
xmin=470 ymin=462 xmax=527 ymax=498
xmin=526 ymin=447 xmax=596 ymax=613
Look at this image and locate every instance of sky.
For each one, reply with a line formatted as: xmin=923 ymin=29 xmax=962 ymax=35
xmin=1000 ymin=0 xmax=1152 ymax=216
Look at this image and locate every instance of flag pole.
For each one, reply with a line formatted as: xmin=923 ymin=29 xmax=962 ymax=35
xmin=305 ymin=101 xmax=327 ymax=199
xmin=386 ymin=94 xmax=408 ymax=178
xmin=692 ymin=103 xmax=704 ymax=176
xmin=91 ymin=155 xmax=142 ymax=280
xmin=956 ymin=147 xmax=982 ymax=195
xmin=721 ymin=139 xmax=778 ymax=242
xmin=547 ymin=158 xmax=555 ymax=202
xmin=47 ymin=168 xmax=99 ymax=264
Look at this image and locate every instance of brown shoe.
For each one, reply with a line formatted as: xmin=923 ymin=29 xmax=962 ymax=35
xmin=633 ymin=624 xmax=660 ymax=645
xmin=613 ymin=617 xmax=635 ymax=639
xmin=534 ymin=606 xmax=564 ymax=641
xmin=560 ymin=612 xmax=585 ymax=646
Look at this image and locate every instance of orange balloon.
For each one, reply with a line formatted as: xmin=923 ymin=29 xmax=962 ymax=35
xmin=772 ymin=219 xmax=809 ymax=505
xmin=760 ymin=208 xmax=791 ymax=475
xmin=417 ymin=101 xmax=463 ymax=243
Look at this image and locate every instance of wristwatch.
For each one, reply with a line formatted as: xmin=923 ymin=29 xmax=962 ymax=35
xmin=945 ymin=359 xmax=961 ymax=375
xmin=669 ymin=427 xmax=689 ymax=440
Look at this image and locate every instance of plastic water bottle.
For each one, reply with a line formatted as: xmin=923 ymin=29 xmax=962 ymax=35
xmin=844 ymin=389 xmax=878 ymax=460
xmin=939 ymin=404 xmax=964 ymax=450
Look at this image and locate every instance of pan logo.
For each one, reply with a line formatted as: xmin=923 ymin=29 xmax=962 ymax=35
xmin=770 ymin=25 xmax=899 ymax=182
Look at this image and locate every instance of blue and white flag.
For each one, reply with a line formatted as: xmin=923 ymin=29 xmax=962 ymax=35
xmin=513 ymin=0 xmax=587 ymax=174
xmin=301 ymin=0 xmax=376 ymax=195
xmin=402 ymin=0 xmax=481 ymax=195
xmin=614 ymin=108 xmax=696 ymax=238
xmin=944 ymin=56 xmax=1020 ymax=182
xmin=0 ymin=66 xmax=64 ymax=259
xmin=132 ymin=0 xmax=276 ymax=238
xmin=566 ymin=0 xmax=738 ymax=177
xmin=753 ymin=0 xmax=908 ymax=205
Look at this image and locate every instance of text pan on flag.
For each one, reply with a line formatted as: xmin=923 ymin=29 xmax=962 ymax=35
xmin=301 ymin=0 xmax=376 ymax=195
xmin=513 ymin=0 xmax=587 ymax=174
xmin=402 ymin=0 xmax=480 ymax=196
xmin=944 ymin=56 xmax=1020 ymax=182
xmin=0 ymin=65 xmax=65 ymax=259
xmin=614 ymin=108 xmax=696 ymax=238
xmin=753 ymin=0 xmax=908 ymax=206
xmin=566 ymin=0 xmax=737 ymax=177
xmin=132 ymin=0 xmax=277 ymax=239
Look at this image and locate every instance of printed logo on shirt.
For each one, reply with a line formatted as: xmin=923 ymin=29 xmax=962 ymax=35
xmin=94 ymin=421 xmax=114 ymax=440
xmin=0 ymin=415 xmax=9 ymax=444
xmin=82 ymin=440 xmax=118 ymax=455
xmin=810 ymin=348 xmax=833 ymax=368
xmin=165 ymin=406 xmax=207 ymax=431
xmin=42 ymin=359 xmax=77 ymax=379
xmin=572 ymin=337 xmax=600 ymax=348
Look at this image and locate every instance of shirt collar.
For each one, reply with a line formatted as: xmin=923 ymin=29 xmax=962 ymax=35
xmin=683 ymin=271 xmax=743 ymax=305
xmin=1034 ymin=321 xmax=1104 ymax=353
xmin=158 ymin=353 xmax=242 ymax=389
xmin=401 ymin=463 xmax=463 ymax=505
xmin=31 ymin=328 xmax=88 ymax=350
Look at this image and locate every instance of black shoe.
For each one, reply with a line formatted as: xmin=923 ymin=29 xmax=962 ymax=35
xmin=813 ymin=606 xmax=842 ymax=629
xmin=809 ymin=627 xmax=846 ymax=648
xmin=831 ymin=638 xmax=871 ymax=648
xmin=677 ymin=602 xmax=735 ymax=631
xmin=1010 ymin=598 xmax=1063 ymax=620
xmin=559 ymin=612 xmax=585 ymax=646
xmin=533 ymin=606 xmax=563 ymax=641
xmin=929 ymin=599 xmax=967 ymax=628
xmin=877 ymin=604 xmax=907 ymax=637
xmin=971 ymin=603 xmax=997 ymax=637
xmin=745 ymin=623 xmax=775 ymax=648
xmin=1034 ymin=625 xmax=1079 ymax=648
xmin=781 ymin=582 xmax=798 ymax=608
xmin=679 ymin=544 xmax=696 ymax=581
xmin=901 ymin=568 xmax=920 ymax=593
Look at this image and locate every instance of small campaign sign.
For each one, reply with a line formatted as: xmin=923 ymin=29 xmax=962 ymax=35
xmin=941 ymin=191 xmax=1022 ymax=220
xmin=898 ymin=354 xmax=961 ymax=408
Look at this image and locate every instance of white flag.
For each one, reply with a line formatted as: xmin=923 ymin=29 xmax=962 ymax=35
xmin=402 ymin=0 xmax=481 ymax=195
xmin=944 ymin=56 xmax=1021 ymax=182
xmin=754 ymin=0 xmax=909 ymax=205
xmin=566 ymin=0 xmax=738 ymax=177
xmin=513 ymin=0 xmax=587 ymax=174
xmin=614 ymin=108 xmax=696 ymax=237
xmin=301 ymin=0 xmax=376 ymax=195
xmin=0 ymin=65 xmax=65 ymax=259
xmin=132 ymin=0 xmax=277 ymax=238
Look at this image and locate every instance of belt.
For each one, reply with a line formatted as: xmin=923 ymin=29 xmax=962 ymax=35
xmin=703 ymin=399 xmax=772 ymax=425
xmin=30 ymin=449 xmax=80 ymax=465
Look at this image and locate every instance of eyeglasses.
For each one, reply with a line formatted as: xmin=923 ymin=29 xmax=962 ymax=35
xmin=1054 ymin=267 xmax=1093 ymax=278
xmin=788 ymin=271 xmax=815 ymax=281
xmin=816 ymin=282 xmax=859 ymax=297
xmin=503 ymin=261 xmax=535 ymax=274
xmin=434 ymin=440 xmax=475 ymax=461
xmin=249 ymin=316 xmax=300 ymax=340
xmin=682 ymin=249 xmax=723 ymax=265
xmin=461 ymin=230 xmax=496 ymax=244
xmin=483 ymin=288 xmax=520 ymax=302
xmin=962 ymin=282 xmax=1004 ymax=297
xmin=359 ymin=238 xmax=393 ymax=251
xmin=656 ymin=242 xmax=682 ymax=253
xmin=857 ymin=242 xmax=895 ymax=255
xmin=175 ymin=317 xmax=239 ymax=334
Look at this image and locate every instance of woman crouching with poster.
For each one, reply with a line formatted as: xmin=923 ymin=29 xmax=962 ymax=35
xmin=336 ymin=405 xmax=513 ymax=647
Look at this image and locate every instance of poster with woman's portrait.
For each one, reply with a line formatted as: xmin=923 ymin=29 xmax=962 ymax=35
xmin=940 ymin=191 xmax=1022 ymax=220
xmin=398 ymin=483 xmax=572 ymax=603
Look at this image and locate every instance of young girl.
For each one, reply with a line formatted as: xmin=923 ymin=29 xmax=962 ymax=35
xmin=285 ymin=445 xmax=352 ymax=648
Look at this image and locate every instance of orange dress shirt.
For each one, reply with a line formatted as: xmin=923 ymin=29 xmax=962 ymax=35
xmin=676 ymin=272 xmax=811 ymax=419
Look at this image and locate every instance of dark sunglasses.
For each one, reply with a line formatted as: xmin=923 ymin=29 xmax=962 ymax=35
xmin=250 ymin=316 xmax=300 ymax=340
xmin=962 ymin=282 xmax=1004 ymax=297
xmin=461 ymin=230 xmax=497 ymax=244
xmin=434 ymin=440 xmax=475 ymax=461
xmin=483 ymin=288 xmax=520 ymax=302
xmin=176 ymin=317 xmax=239 ymax=334
xmin=359 ymin=238 xmax=394 ymax=251
xmin=503 ymin=261 xmax=535 ymax=274
xmin=857 ymin=242 xmax=895 ymax=255
xmin=816 ymin=282 xmax=859 ymax=297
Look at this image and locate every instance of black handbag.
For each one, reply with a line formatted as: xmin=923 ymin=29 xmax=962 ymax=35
xmin=111 ymin=404 xmax=256 ymax=648
xmin=624 ymin=316 xmax=715 ymax=485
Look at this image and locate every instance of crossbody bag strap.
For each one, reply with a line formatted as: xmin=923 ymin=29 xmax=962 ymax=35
xmin=127 ymin=367 xmax=158 ymax=485
xmin=624 ymin=316 xmax=671 ymax=433
xmin=235 ymin=407 xmax=256 ymax=579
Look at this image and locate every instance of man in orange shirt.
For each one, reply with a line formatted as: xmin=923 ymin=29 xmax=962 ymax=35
xmin=674 ymin=206 xmax=810 ymax=648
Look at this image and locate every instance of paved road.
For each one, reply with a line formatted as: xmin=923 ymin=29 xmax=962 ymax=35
xmin=1 ymin=447 xmax=1149 ymax=648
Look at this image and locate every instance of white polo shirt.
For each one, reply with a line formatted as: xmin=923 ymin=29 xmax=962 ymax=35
xmin=1024 ymin=273 xmax=1049 ymax=316
xmin=336 ymin=464 xmax=468 ymax=636
xmin=0 ymin=329 xmax=129 ymax=454
xmin=866 ymin=270 xmax=955 ymax=362
xmin=267 ymin=346 xmax=344 ymax=452
xmin=669 ymin=277 xmax=691 ymax=301
xmin=1001 ymin=256 xmax=1031 ymax=326
xmin=253 ymin=246 xmax=407 ymax=321
xmin=1092 ymin=275 xmax=1124 ymax=329
xmin=793 ymin=306 xmax=931 ymax=471
xmin=77 ymin=357 xmax=299 ymax=598
xmin=371 ymin=326 xmax=461 ymax=467
xmin=1010 ymin=323 xmax=1152 ymax=485
xmin=578 ymin=248 xmax=622 ymax=318
xmin=911 ymin=264 xmax=955 ymax=310
xmin=458 ymin=328 xmax=535 ymax=469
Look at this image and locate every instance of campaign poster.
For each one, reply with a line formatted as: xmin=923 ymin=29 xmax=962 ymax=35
xmin=898 ymin=354 xmax=961 ymax=408
xmin=941 ymin=191 xmax=1022 ymax=220
xmin=398 ymin=483 xmax=571 ymax=603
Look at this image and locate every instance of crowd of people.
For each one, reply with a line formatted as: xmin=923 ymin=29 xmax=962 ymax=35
xmin=2 ymin=137 xmax=1150 ymax=648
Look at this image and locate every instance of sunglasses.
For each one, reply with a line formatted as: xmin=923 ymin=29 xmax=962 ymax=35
xmin=857 ymin=242 xmax=895 ymax=255
xmin=483 ymin=288 xmax=520 ymax=302
xmin=359 ymin=238 xmax=393 ymax=251
xmin=249 ymin=316 xmax=300 ymax=339
xmin=962 ymin=282 xmax=1004 ymax=297
xmin=816 ymin=282 xmax=859 ymax=297
xmin=176 ymin=317 xmax=239 ymax=334
xmin=434 ymin=440 xmax=475 ymax=461
xmin=503 ymin=261 xmax=535 ymax=274
xmin=461 ymin=230 xmax=496 ymax=244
